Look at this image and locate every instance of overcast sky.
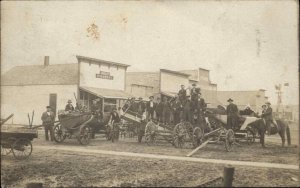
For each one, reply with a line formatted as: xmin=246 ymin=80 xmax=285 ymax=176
xmin=1 ymin=1 xmax=298 ymax=105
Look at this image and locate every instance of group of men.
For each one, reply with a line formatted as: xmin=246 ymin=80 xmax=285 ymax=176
xmin=124 ymin=83 xmax=207 ymax=125
xmin=42 ymin=89 xmax=276 ymax=141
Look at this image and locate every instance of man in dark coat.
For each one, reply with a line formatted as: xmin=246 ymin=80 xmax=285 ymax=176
xmin=172 ymin=97 xmax=183 ymax=125
xmin=226 ymin=98 xmax=239 ymax=130
xmin=261 ymin=102 xmax=276 ymax=135
xmin=129 ymin=97 xmax=138 ymax=113
xmin=196 ymin=92 xmax=207 ymax=124
xmin=65 ymin=99 xmax=75 ymax=112
xmin=137 ymin=97 xmax=146 ymax=116
xmin=182 ymin=96 xmax=192 ymax=123
xmin=191 ymin=85 xmax=200 ymax=113
xmin=178 ymin=85 xmax=186 ymax=103
xmin=41 ymin=106 xmax=55 ymax=141
xmin=155 ymin=97 xmax=164 ymax=123
xmin=146 ymin=96 xmax=156 ymax=121
xmin=162 ymin=96 xmax=172 ymax=125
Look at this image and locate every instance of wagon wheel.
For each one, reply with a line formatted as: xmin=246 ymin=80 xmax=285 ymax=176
xmin=11 ymin=138 xmax=32 ymax=160
xmin=145 ymin=121 xmax=157 ymax=145
xmin=78 ymin=125 xmax=91 ymax=145
xmin=246 ymin=129 xmax=255 ymax=144
xmin=1 ymin=146 xmax=12 ymax=156
xmin=53 ymin=123 xmax=66 ymax=143
xmin=192 ymin=127 xmax=204 ymax=148
xmin=173 ymin=122 xmax=189 ymax=148
xmin=224 ymin=129 xmax=235 ymax=152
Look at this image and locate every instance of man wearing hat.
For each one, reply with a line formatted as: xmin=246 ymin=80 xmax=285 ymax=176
xmin=146 ymin=96 xmax=156 ymax=121
xmin=261 ymin=104 xmax=267 ymax=115
xmin=261 ymin=102 xmax=276 ymax=135
xmin=191 ymin=85 xmax=200 ymax=113
xmin=41 ymin=106 xmax=55 ymax=141
xmin=65 ymin=99 xmax=75 ymax=112
xmin=178 ymin=85 xmax=186 ymax=104
xmin=155 ymin=97 xmax=164 ymax=123
xmin=196 ymin=92 xmax=207 ymax=124
xmin=226 ymin=98 xmax=239 ymax=130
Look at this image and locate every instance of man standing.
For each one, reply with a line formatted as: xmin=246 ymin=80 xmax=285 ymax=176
xmin=191 ymin=85 xmax=200 ymax=115
xmin=41 ymin=106 xmax=55 ymax=141
xmin=155 ymin=97 xmax=164 ymax=123
xmin=146 ymin=96 xmax=156 ymax=121
xmin=162 ymin=96 xmax=171 ymax=125
xmin=178 ymin=85 xmax=186 ymax=103
xmin=137 ymin=97 xmax=146 ymax=116
xmin=65 ymin=99 xmax=75 ymax=112
xmin=182 ymin=96 xmax=192 ymax=123
xmin=197 ymin=92 xmax=207 ymax=124
xmin=226 ymin=98 xmax=239 ymax=130
xmin=172 ymin=97 xmax=183 ymax=125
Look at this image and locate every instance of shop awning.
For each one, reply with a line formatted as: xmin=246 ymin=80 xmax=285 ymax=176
xmin=80 ymin=86 xmax=133 ymax=99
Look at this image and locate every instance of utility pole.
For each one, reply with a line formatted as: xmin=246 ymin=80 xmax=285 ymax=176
xmin=275 ymin=84 xmax=283 ymax=118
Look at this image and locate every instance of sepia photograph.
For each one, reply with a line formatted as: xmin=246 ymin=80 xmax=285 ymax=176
xmin=1 ymin=0 xmax=299 ymax=187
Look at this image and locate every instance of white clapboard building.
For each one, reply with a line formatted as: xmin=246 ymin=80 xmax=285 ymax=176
xmin=1 ymin=55 xmax=132 ymax=125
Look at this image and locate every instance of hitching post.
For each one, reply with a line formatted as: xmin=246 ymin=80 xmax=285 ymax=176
xmin=26 ymin=183 xmax=43 ymax=188
xmin=223 ymin=166 xmax=235 ymax=187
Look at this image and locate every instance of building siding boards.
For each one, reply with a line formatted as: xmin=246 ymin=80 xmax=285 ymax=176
xmin=79 ymin=59 xmax=126 ymax=91
xmin=217 ymin=90 xmax=268 ymax=112
xmin=1 ymin=85 xmax=78 ymax=125
xmin=126 ymin=72 xmax=160 ymax=98
xmin=160 ymin=70 xmax=189 ymax=93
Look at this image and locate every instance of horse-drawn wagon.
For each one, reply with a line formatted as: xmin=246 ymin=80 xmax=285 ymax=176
xmin=1 ymin=114 xmax=38 ymax=159
xmin=53 ymin=111 xmax=94 ymax=145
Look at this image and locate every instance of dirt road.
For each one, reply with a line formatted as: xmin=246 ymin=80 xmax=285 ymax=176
xmin=35 ymin=145 xmax=298 ymax=170
xmin=1 ymin=131 xmax=299 ymax=187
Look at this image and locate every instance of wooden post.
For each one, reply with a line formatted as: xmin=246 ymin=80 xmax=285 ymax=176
xmin=186 ymin=138 xmax=213 ymax=157
xmin=26 ymin=182 xmax=43 ymax=188
xmin=223 ymin=166 xmax=234 ymax=187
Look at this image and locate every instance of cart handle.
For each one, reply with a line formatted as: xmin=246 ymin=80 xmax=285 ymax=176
xmin=0 ymin=114 xmax=14 ymax=126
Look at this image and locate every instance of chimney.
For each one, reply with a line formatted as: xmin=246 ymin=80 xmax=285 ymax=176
xmin=44 ymin=56 xmax=49 ymax=66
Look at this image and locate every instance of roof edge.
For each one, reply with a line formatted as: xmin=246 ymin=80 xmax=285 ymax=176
xmin=76 ymin=55 xmax=130 ymax=67
xmin=160 ymin=69 xmax=190 ymax=77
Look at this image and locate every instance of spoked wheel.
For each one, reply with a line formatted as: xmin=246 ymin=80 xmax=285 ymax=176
xmin=225 ymin=129 xmax=235 ymax=152
xmin=192 ymin=127 xmax=204 ymax=148
xmin=173 ymin=122 xmax=191 ymax=148
xmin=11 ymin=138 xmax=32 ymax=160
xmin=53 ymin=123 xmax=66 ymax=143
xmin=145 ymin=121 xmax=157 ymax=146
xmin=246 ymin=129 xmax=255 ymax=144
xmin=78 ymin=125 xmax=91 ymax=145
xmin=1 ymin=146 xmax=12 ymax=156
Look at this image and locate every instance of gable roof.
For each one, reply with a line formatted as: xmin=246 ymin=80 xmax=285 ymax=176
xmin=1 ymin=64 xmax=78 ymax=86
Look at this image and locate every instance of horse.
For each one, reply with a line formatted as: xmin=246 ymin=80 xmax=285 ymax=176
xmin=248 ymin=118 xmax=291 ymax=148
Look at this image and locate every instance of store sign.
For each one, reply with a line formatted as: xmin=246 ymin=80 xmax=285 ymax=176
xmin=96 ymin=71 xmax=114 ymax=80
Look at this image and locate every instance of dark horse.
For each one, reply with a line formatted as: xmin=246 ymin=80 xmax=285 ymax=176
xmin=248 ymin=118 xmax=291 ymax=148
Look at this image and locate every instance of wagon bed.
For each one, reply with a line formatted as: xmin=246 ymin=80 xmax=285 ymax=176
xmin=1 ymin=125 xmax=38 ymax=159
